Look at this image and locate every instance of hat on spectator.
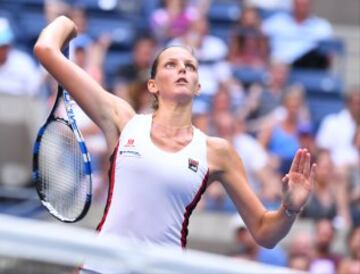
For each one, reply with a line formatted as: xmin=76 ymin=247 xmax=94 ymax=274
xmin=0 ymin=17 xmax=14 ymax=46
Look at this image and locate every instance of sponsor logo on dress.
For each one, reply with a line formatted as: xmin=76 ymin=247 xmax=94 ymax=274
xmin=188 ymin=158 xmax=199 ymax=172
xmin=120 ymin=138 xmax=141 ymax=157
xmin=124 ymin=138 xmax=135 ymax=147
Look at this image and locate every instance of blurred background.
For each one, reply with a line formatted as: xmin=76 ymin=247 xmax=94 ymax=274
xmin=0 ymin=0 xmax=359 ymax=273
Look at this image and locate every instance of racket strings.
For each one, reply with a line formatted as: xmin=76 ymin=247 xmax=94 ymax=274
xmin=38 ymin=121 xmax=88 ymax=220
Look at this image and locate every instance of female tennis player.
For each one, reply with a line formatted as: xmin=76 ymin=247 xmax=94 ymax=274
xmin=34 ymin=16 xmax=316 ymax=273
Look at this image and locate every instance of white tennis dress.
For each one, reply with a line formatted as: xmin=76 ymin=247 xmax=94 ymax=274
xmin=98 ymin=113 xmax=209 ymax=244
xmin=83 ymin=114 xmax=209 ymax=273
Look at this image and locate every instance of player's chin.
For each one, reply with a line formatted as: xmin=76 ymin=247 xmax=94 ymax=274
xmin=173 ymin=91 xmax=194 ymax=105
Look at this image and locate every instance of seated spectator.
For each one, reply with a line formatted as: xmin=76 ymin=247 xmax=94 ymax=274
xmin=288 ymin=254 xmax=311 ymax=271
xmin=310 ymin=219 xmax=343 ymax=274
xmin=229 ymin=6 xmax=269 ymax=69
xmin=262 ymin=0 xmax=333 ymax=69
xmin=298 ymin=121 xmax=317 ymax=156
xmin=44 ymin=0 xmax=70 ymax=23
xmin=302 ymin=149 xmax=351 ymax=226
xmin=238 ymin=61 xmax=290 ymax=131
xmin=287 ymin=231 xmax=314 ymax=272
xmin=257 ymin=85 xmax=310 ymax=175
xmin=0 ymin=17 xmax=42 ymax=96
xmin=229 ymin=214 xmax=288 ymax=266
xmin=287 ymin=231 xmax=314 ymax=271
xmin=150 ymin=0 xmax=199 ymax=44
xmin=338 ymin=226 xmax=360 ymax=274
xmin=114 ymin=34 xmax=157 ymax=97
xmin=245 ymin=0 xmax=292 ymax=12
xmin=348 ymin=127 xmax=360 ymax=226
xmin=232 ymin=116 xmax=282 ymax=209
xmin=316 ymin=86 xmax=360 ymax=173
xmin=203 ymin=180 xmax=237 ymax=213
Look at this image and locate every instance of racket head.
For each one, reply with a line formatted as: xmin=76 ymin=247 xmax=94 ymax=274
xmin=33 ymin=117 xmax=91 ymax=222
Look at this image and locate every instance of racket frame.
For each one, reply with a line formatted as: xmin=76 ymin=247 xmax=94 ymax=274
xmin=33 ymin=64 xmax=92 ymax=223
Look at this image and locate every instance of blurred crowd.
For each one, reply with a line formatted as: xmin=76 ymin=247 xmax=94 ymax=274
xmin=0 ymin=0 xmax=359 ymax=273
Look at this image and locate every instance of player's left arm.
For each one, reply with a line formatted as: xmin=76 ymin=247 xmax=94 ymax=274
xmin=207 ymin=137 xmax=316 ymax=248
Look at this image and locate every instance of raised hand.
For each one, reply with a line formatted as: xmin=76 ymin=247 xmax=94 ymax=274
xmin=282 ymin=148 xmax=316 ymax=212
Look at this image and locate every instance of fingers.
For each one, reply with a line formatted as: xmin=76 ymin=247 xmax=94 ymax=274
xmin=282 ymin=174 xmax=289 ymax=193
xmin=309 ymin=163 xmax=317 ymax=189
xmin=290 ymin=148 xmax=309 ymax=173
xmin=303 ymin=151 xmax=311 ymax=178
xmin=289 ymin=149 xmax=302 ymax=173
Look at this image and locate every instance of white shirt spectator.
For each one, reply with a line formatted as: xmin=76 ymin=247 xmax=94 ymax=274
xmin=262 ymin=12 xmax=333 ymax=64
xmin=0 ymin=48 xmax=42 ymax=96
xmin=233 ymin=133 xmax=268 ymax=193
xmin=316 ymin=109 xmax=358 ymax=167
xmin=246 ymin=0 xmax=292 ymax=11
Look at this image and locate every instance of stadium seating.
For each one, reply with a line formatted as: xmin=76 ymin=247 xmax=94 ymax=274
xmin=232 ymin=67 xmax=267 ymax=87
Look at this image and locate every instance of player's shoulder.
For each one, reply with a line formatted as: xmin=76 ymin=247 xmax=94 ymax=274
xmin=206 ymin=136 xmax=234 ymax=167
xmin=206 ymin=136 xmax=232 ymax=153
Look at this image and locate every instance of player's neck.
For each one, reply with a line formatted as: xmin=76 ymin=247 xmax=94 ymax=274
xmin=152 ymin=104 xmax=193 ymax=129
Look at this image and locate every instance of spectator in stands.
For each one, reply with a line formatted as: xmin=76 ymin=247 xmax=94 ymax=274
xmin=150 ymin=0 xmax=199 ymax=44
xmin=348 ymin=126 xmax=360 ymax=226
xmin=115 ymin=35 xmax=157 ymax=86
xmin=288 ymin=254 xmax=311 ymax=271
xmin=302 ymin=149 xmax=351 ymax=226
xmin=310 ymin=219 xmax=343 ymax=274
xmin=262 ymin=0 xmax=333 ymax=69
xmin=257 ymin=85 xmax=310 ymax=175
xmin=338 ymin=226 xmax=360 ymax=274
xmin=229 ymin=6 xmax=269 ymax=69
xmin=230 ymin=214 xmax=288 ymax=267
xmin=168 ymin=15 xmax=233 ymax=114
xmin=203 ymin=180 xmax=237 ymax=213
xmin=287 ymin=231 xmax=314 ymax=271
xmin=114 ymin=34 xmax=157 ymax=99
xmin=245 ymin=0 xmax=292 ymax=13
xmin=44 ymin=0 xmax=70 ymax=23
xmin=316 ymin=86 xmax=360 ymax=172
xmin=297 ymin=121 xmax=317 ymax=157
xmin=232 ymin=116 xmax=282 ymax=210
xmin=0 ymin=17 xmax=42 ymax=96
xmin=238 ymin=61 xmax=290 ymax=131
xmin=123 ymin=80 xmax=153 ymax=113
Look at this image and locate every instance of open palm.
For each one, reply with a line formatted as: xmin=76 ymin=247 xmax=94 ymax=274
xmin=282 ymin=149 xmax=316 ymax=211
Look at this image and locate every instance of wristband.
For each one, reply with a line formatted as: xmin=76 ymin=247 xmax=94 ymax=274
xmin=282 ymin=203 xmax=302 ymax=218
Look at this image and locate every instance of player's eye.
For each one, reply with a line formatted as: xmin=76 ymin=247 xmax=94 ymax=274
xmin=165 ymin=62 xmax=176 ymax=69
xmin=185 ymin=63 xmax=196 ymax=71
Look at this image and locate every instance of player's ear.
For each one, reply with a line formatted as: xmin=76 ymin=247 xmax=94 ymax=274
xmin=148 ymin=79 xmax=158 ymax=95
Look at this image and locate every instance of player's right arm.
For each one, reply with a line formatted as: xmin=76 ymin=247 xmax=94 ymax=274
xmin=33 ymin=16 xmax=135 ymax=151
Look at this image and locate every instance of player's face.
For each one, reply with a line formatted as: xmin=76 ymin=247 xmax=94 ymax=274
xmin=149 ymin=47 xmax=201 ymax=105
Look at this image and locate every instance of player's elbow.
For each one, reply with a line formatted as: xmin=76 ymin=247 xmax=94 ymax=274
xmin=33 ymin=42 xmax=57 ymax=66
xmin=255 ymin=235 xmax=278 ymax=249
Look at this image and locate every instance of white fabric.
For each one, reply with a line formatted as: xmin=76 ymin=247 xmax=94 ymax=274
xmin=233 ymin=133 xmax=268 ymax=193
xmin=262 ymin=12 xmax=333 ymax=63
xmin=246 ymin=0 xmax=292 ymax=11
xmin=98 ymin=114 xmax=209 ymax=246
xmin=0 ymin=48 xmax=42 ymax=96
xmin=316 ymin=109 xmax=358 ymax=167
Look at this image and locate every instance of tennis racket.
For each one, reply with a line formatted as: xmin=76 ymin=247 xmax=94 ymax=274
xmin=32 ymin=49 xmax=92 ymax=223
